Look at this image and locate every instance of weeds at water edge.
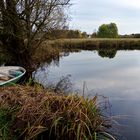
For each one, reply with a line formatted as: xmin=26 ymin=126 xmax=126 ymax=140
xmin=0 ymin=86 xmax=115 ymax=140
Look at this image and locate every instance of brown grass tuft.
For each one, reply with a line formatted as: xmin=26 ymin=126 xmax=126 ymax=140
xmin=0 ymin=86 xmax=112 ymax=140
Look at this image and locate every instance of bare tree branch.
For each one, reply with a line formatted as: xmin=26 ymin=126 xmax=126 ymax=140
xmin=0 ymin=0 xmax=70 ymax=68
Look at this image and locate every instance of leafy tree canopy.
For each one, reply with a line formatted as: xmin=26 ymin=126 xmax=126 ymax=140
xmin=97 ymin=23 xmax=118 ymax=38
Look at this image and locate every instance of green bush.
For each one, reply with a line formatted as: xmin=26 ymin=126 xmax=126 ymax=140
xmin=97 ymin=23 xmax=118 ymax=38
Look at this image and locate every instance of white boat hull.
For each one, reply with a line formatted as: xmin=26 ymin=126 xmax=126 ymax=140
xmin=0 ymin=66 xmax=26 ymax=86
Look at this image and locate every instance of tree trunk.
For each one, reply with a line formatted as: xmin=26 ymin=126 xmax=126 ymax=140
xmin=0 ymin=0 xmax=34 ymax=76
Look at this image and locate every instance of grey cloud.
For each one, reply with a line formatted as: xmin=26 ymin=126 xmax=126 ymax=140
xmin=70 ymin=0 xmax=140 ymax=34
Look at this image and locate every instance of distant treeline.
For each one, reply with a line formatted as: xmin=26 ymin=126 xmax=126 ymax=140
xmin=44 ymin=29 xmax=140 ymax=39
xmin=45 ymin=29 xmax=89 ymax=39
xmin=44 ymin=23 xmax=119 ymax=39
xmin=119 ymin=34 xmax=140 ymax=38
xmin=42 ymin=23 xmax=140 ymax=39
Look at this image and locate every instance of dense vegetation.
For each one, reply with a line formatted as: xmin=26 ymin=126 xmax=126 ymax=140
xmin=45 ymin=29 xmax=89 ymax=39
xmin=0 ymin=1 xmax=140 ymax=140
xmin=97 ymin=23 xmax=118 ymax=38
xmin=0 ymin=86 xmax=113 ymax=140
xmin=0 ymin=0 xmax=70 ymax=71
xmin=43 ymin=38 xmax=140 ymax=51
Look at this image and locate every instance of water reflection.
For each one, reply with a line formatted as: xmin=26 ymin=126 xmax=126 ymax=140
xmin=35 ymin=50 xmax=140 ymax=100
xmin=61 ymin=48 xmax=118 ymax=60
xmin=98 ymin=48 xmax=117 ymax=58
xmin=35 ymin=50 xmax=140 ymax=140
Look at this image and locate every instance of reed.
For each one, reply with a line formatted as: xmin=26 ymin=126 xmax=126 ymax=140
xmin=27 ymin=38 xmax=140 ymax=66
xmin=42 ymin=38 xmax=140 ymax=51
xmin=0 ymin=86 xmax=114 ymax=140
xmin=33 ymin=42 xmax=61 ymax=65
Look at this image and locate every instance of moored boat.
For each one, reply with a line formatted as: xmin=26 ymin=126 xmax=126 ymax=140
xmin=0 ymin=66 xmax=26 ymax=86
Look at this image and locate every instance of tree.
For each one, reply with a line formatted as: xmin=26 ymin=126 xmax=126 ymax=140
xmin=91 ymin=32 xmax=97 ymax=38
xmin=97 ymin=23 xmax=118 ymax=38
xmin=81 ymin=32 xmax=88 ymax=38
xmin=67 ymin=30 xmax=82 ymax=38
xmin=0 ymin=0 xmax=70 ymax=71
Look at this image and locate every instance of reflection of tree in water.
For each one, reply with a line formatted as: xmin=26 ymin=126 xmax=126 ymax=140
xmin=98 ymin=49 xmax=117 ymax=59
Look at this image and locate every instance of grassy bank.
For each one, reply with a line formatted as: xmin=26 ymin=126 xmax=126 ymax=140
xmin=28 ymin=38 xmax=140 ymax=66
xmin=1 ymin=38 xmax=140 ymax=65
xmin=0 ymin=86 xmax=114 ymax=140
xmin=41 ymin=38 xmax=140 ymax=51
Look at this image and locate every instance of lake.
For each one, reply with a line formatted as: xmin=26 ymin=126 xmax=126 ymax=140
xmin=35 ymin=50 xmax=140 ymax=140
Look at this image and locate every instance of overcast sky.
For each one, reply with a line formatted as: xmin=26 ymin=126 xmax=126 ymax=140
xmin=69 ymin=0 xmax=140 ymax=34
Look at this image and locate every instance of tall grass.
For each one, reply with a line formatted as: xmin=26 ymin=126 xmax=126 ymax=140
xmin=0 ymin=86 xmax=114 ymax=140
xmin=30 ymin=38 xmax=140 ymax=66
xmin=42 ymin=38 xmax=140 ymax=51
xmin=33 ymin=42 xmax=61 ymax=65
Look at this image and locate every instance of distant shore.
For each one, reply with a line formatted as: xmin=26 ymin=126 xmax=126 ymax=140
xmin=42 ymin=38 xmax=140 ymax=51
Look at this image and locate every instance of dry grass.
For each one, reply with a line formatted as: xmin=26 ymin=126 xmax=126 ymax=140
xmin=0 ymin=86 xmax=113 ymax=140
xmin=33 ymin=42 xmax=61 ymax=65
xmin=42 ymin=38 xmax=140 ymax=51
xmin=26 ymin=38 xmax=140 ymax=66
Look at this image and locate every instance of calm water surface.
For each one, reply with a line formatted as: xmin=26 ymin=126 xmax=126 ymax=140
xmin=35 ymin=50 xmax=140 ymax=140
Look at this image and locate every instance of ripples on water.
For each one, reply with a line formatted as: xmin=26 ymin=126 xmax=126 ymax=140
xmin=35 ymin=50 xmax=140 ymax=140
